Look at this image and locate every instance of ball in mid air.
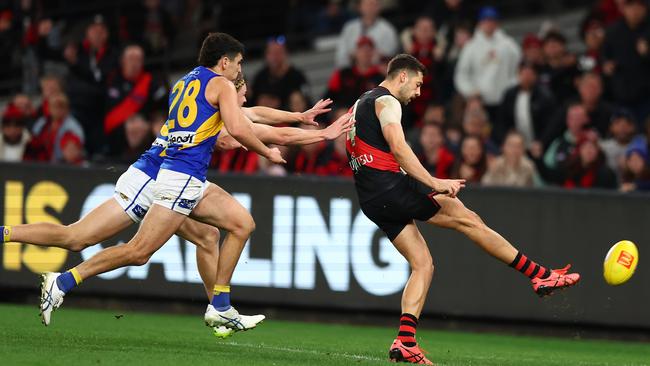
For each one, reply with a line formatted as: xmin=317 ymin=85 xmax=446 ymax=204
xmin=603 ymin=240 xmax=639 ymax=286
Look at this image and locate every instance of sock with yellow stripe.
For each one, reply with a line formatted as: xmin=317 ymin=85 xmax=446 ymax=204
xmin=211 ymin=285 xmax=231 ymax=311
xmin=55 ymin=268 xmax=83 ymax=294
xmin=1 ymin=226 xmax=11 ymax=242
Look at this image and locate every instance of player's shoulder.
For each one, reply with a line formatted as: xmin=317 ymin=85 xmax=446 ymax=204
xmin=375 ymin=93 xmax=400 ymax=107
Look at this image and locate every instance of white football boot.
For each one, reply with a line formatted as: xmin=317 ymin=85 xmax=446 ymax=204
xmin=204 ymin=304 xmax=265 ymax=335
xmin=39 ymin=272 xmax=65 ymax=326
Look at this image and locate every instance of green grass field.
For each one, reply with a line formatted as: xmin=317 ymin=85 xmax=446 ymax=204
xmin=0 ymin=303 xmax=648 ymax=366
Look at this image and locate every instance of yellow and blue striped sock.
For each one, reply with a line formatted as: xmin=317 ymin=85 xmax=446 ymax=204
xmin=1 ymin=226 xmax=11 ymax=242
xmin=210 ymin=285 xmax=231 ymax=311
xmin=55 ymin=268 xmax=83 ymax=294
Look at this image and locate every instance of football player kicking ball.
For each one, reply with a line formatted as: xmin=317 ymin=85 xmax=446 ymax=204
xmin=346 ymin=54 xmax=580 ymax=364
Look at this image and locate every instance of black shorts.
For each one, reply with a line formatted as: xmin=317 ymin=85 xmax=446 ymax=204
xmin=359 ymin=176 xmax=441 ymax=241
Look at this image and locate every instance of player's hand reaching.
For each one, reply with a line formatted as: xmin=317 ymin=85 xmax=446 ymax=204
xmin=432 ymin=178 xmax=466 ymax=198
xmin=323 ymin=112 xmax=353 ymax=140
xmin=266 ymin=146 xmax=286 ymax=164
xmin=300 ymin=99 xmax=333 ymax=126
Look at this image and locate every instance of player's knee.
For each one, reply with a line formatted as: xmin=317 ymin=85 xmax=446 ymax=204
xmin=232 ymin=214 xmax=256 ymax=237
xmin=412 ymin=254 xmax=434 ymax=275
xmin=198 ymin=227 xmax=220 ymax=251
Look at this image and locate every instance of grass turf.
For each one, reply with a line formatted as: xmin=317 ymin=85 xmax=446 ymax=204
xmin=0 ymin=303 xmax=648 ymax=366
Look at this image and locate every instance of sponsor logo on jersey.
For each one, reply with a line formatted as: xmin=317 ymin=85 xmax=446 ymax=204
xmin=168 ymin=131 xmax=196 ymax=145
xmin=178 ymin=199 xmax=197 ymax=211
xmin=152 ymin=137 xmax=168 ymax=148
xmin=131 ymin=204 xmax=147 ymax=219
xmin=348 ymin=153 xmax=374 ymax=171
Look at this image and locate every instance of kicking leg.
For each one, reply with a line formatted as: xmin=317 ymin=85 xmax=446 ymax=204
xmin=176 ymin=219 xmax=220 ymax=300
xmin=427 ymin=195 xmax=579 ymax=296
xmin=5 ymin=199 xmax=133 ymax=252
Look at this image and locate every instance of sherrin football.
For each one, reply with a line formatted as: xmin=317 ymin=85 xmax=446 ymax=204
xmin=603 ymin=240 xmax=639 ymax=286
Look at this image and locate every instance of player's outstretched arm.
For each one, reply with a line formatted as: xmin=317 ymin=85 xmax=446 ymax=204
xmin=209 ymin=78 xmax=285 ymax=163
xmin=243 ymin=98 xmax=333 ymax=126
xmin=217 ymin=112 xmax=353 ymax=149
xmin=377 ymin=96 xmax=465 ymax=197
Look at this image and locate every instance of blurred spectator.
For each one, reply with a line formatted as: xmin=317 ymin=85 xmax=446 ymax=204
xmin=325 ymin=36 xmax=383 ymax=110
xmin=462 ymin=106 xmax=499 ymax=157
xmin=251 ymin=36 xmax=309 ymax=110
xmin=314 ymin=0 xmax=353 ymax=36
xmin=439 ymin=21 xmax=472 ymax=103
xmin=38 ymin=74 xmax=64 ymax=118
xmin=122 ymin=0 xmax=175 ymax=57
xmin=104 ymin=44 xmax=168 ymax=158
xmin=0 ymin=115 xmax=31 ymax=162
xmin=482 ymin=131 xmax=538 ymax=187
xmin=59 ymin=130 xmax=85 ymax=165
xmin=603 ymin=0 xmax=650 ymax=123
xmin=149 ymin=110 xmax=166 ymax=136
xmin=578 ymin=18 xmax=606 ymax=73
xmin=64 ymin=15 xmax=118 ymax=157
xmin=450 ymin=135 xmax=487 ymax=183
xmin=116 ymin=114 xmax=154 ymax=164
xmin=601 ymin=109 xmax=638 ymax=172
xmin=537 ymin=103 xmax=592 ymax=183
xmin=538 ymin=30 xmax=579 ymax=102
xmin=577 ymin=73 xmax=614 ymax=136
xmin=620 ymin=142 xmax=650 ymax=191
xmin=425 ymin=0 xmax=469 ymax=62
xmin=335 ymin=0 xmax=398 ymax=67
xmin=454 ymin=7 xmax=521 ymax=123
xmin=401 ymin=16 xmax=440 ymax=123
xmin=2 ymin=93 xmax=37 ymax=127
xmin=521 ymin=33 xmax=544 ymax=67
xmin=417 ymin=122 xmax=455 ymax=179
xmin=597 ymin=0 xmax=625 ymax=26
xmin=563 ymin=134 xmax=617 ymax=189
xmin=496 ymin=61 xmax=557 ymax=147
xmin=24 ymin=92 xmax=85 ymax=163
xmin=289 ymin=91 xmax=310 ymax=114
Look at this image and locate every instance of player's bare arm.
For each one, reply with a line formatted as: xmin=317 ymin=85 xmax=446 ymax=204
xmin=220 ymin=111 xmax=353 ymax=148
xmin=377 ymin=96 xmax=465 ymax=197
xmin=243 ymin=98 xmax=333 ymax=126
xmin=206 ymin=77 xmax=285 ymax=163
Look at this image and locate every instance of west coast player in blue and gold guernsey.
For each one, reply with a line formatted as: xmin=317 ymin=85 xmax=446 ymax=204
xmin=33 ymin=33 xmax=294 ymax=333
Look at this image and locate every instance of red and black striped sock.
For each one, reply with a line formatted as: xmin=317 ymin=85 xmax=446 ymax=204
xmin=509 ymin=252 xmax=550 ymax=279
xmin=397 ymin=313 xmax=418 ymax=347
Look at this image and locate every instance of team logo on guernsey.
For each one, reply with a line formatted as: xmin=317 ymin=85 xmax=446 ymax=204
xmin=168 ymin=131 xmax=196 ymax=145
xmin=131 ymin=204 xmax=147 ymax=219
xmin=178 ymin=199 xmax=197 ymax=211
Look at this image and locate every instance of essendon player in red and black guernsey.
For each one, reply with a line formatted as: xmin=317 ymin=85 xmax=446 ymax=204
xmin=346 ymin=54 xmax=581 ymax=364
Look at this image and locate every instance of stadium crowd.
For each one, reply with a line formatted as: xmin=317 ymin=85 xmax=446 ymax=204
xmin=1 ymin=0 xmax=650 ymax=192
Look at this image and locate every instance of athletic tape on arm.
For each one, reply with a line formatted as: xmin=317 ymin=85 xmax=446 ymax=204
xmin=376 ymin=95 xmax=402 ymax=127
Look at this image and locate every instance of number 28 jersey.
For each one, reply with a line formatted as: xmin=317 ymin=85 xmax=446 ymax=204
xmin=160 ymin=66 xmax=224 ymax=182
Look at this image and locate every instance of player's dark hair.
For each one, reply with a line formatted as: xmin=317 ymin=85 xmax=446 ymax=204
xmin=386 ymin=54 xmax=427 ymax=79
xmin=198 ymin=32 xmax=244 ymax=68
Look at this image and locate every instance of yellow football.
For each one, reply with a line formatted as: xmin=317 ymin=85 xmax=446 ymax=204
xmin=603 ymin=240 xmax=639 ymax=285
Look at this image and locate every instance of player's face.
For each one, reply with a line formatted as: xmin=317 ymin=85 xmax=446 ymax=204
xmin=398 ymin=71 xmax=423 ymax=105
xmin=237 ymin=84 xmax=247 ymax=107
xmin=223 ymin=53 xmax=243 ymax=81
